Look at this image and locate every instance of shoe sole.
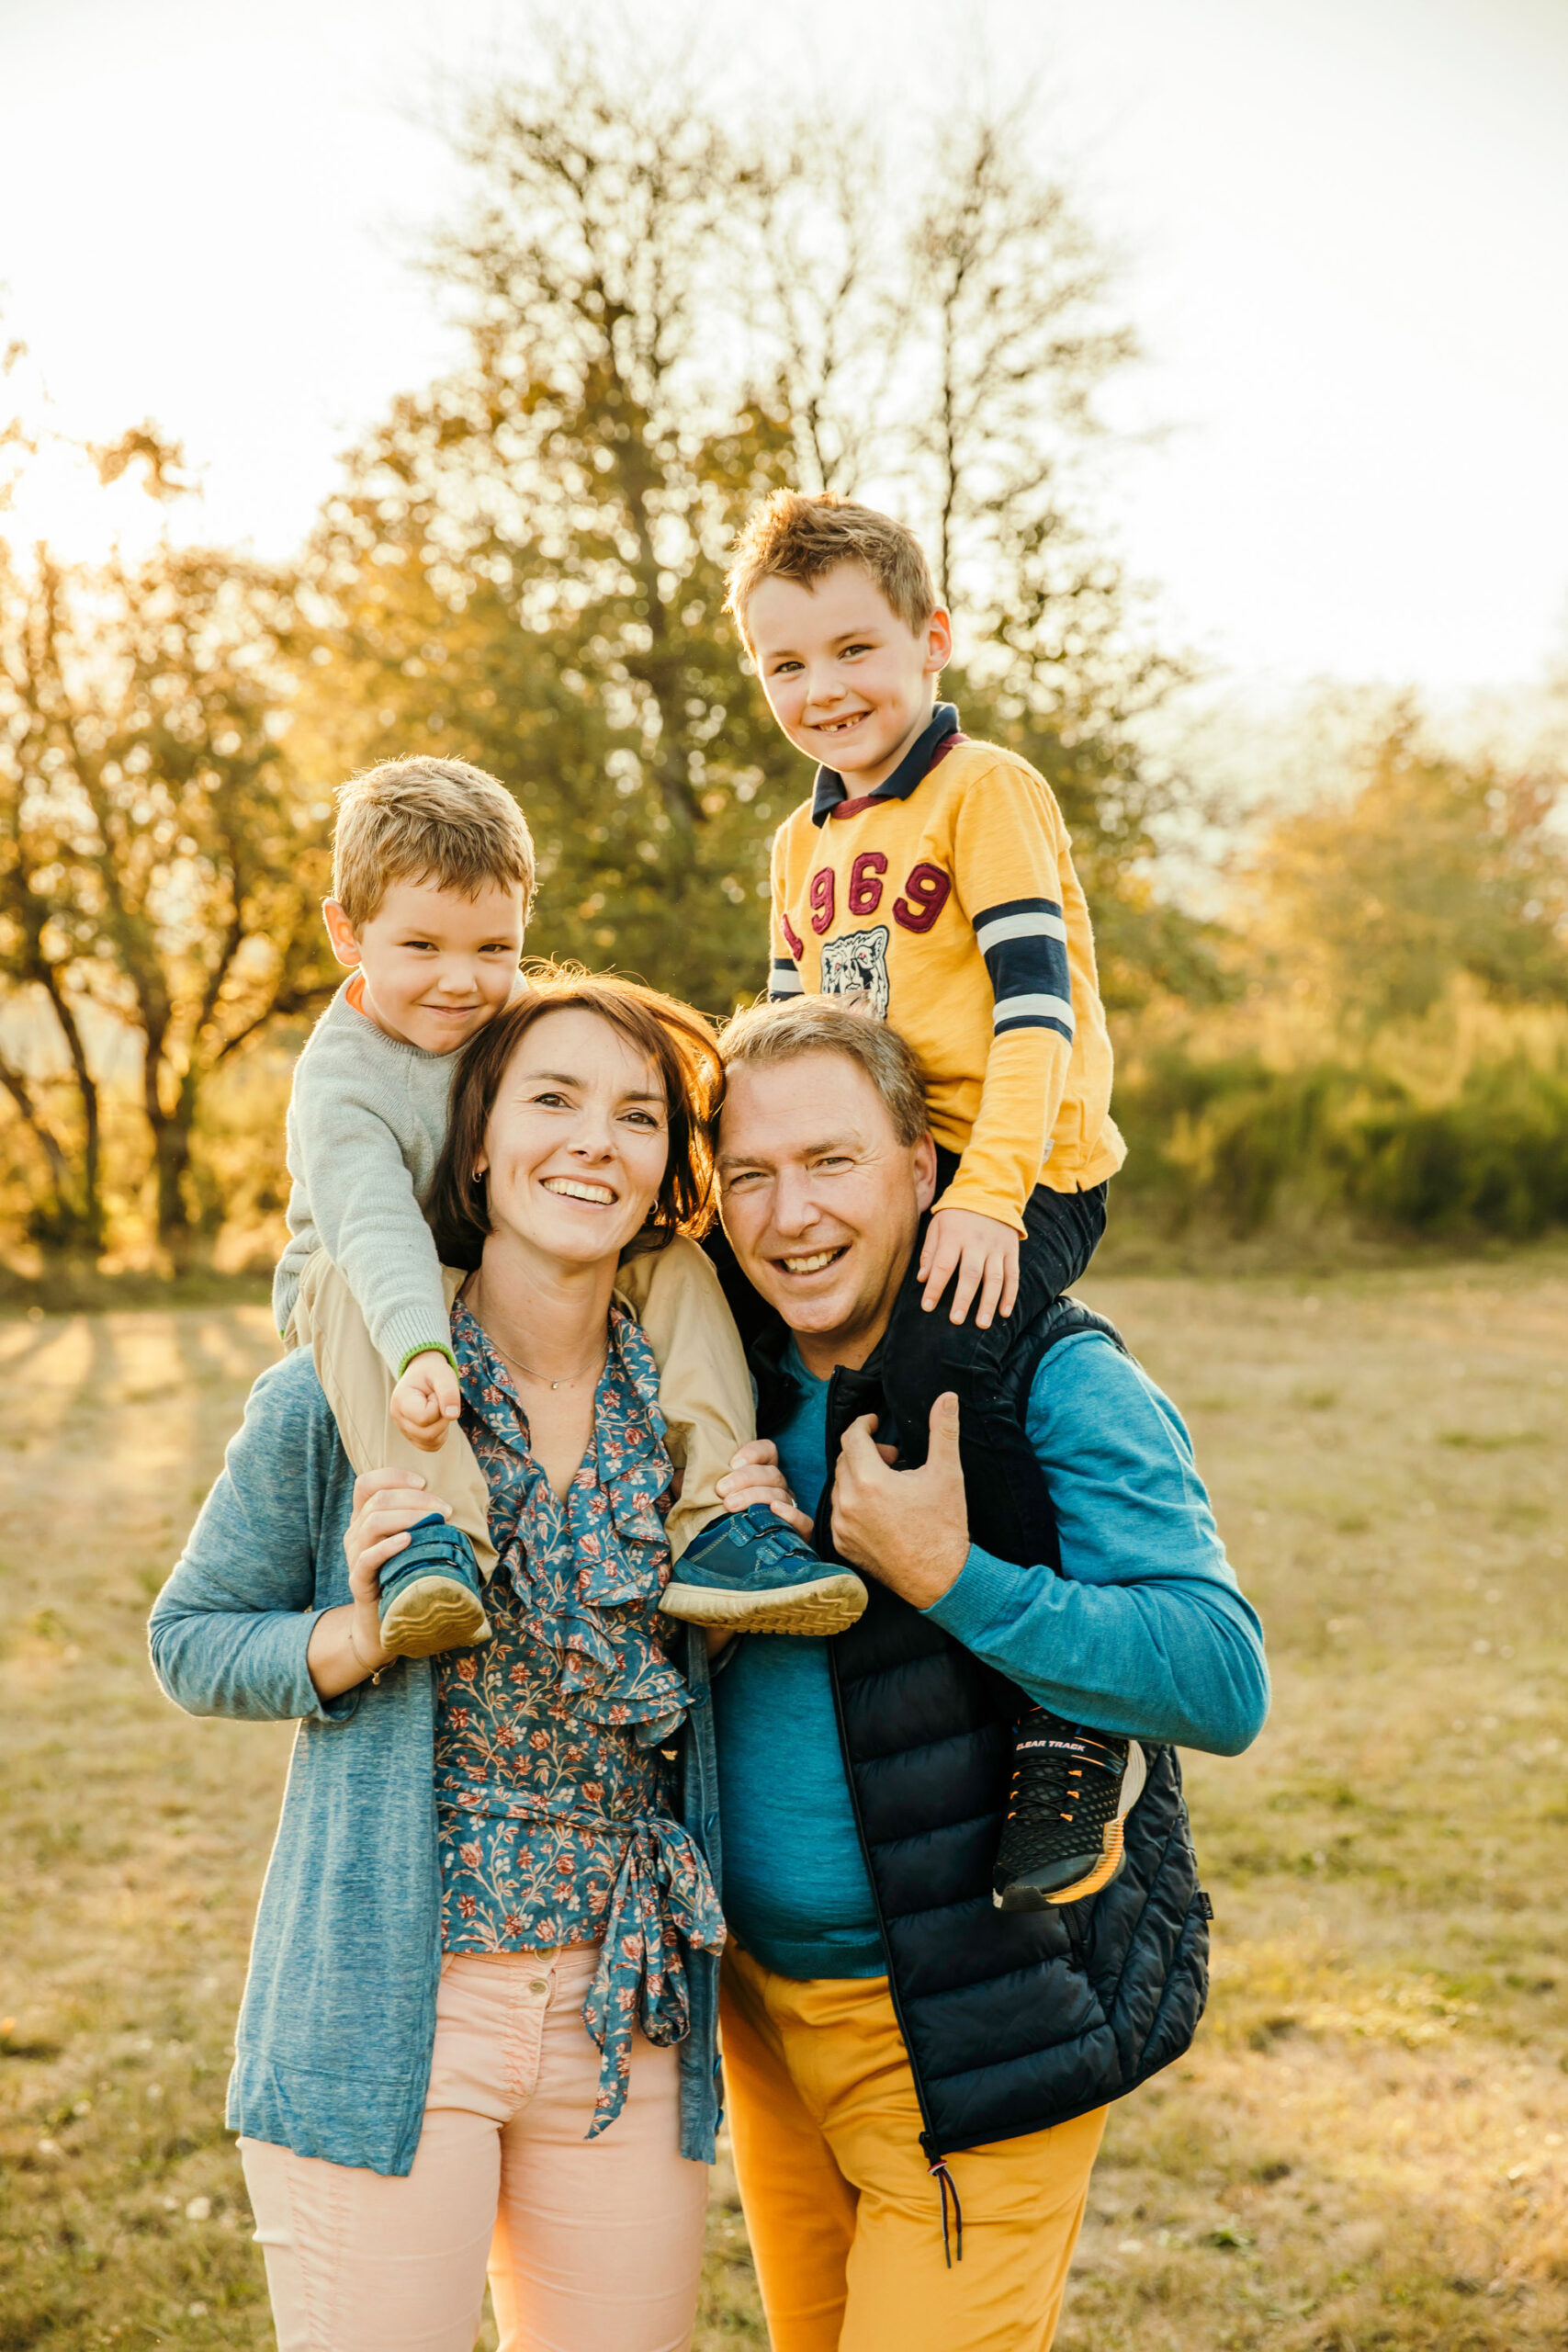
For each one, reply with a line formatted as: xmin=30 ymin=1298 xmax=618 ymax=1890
xmin=381 ymin=1577 xmax=491 ymax=1659
xmin=993 ymin=1740 xmax=1148 ymax=1911
xmin=659 ymin=1572 xmax=868 ymax=1636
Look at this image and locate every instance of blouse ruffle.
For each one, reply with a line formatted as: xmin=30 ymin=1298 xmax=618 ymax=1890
xmin=455 ymin=1295 xmax=692 ymax=1738
xmin=435 ymin=1289 xmax=725 ymax=2136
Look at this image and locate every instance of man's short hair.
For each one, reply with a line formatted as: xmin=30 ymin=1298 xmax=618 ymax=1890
xmin=725 ymin=492 xmax=938 ymax=650
xmin=719 ymin=997 xmax=930 ymax=1147
xmin=333 ymin=756 xmax=536 ymax=929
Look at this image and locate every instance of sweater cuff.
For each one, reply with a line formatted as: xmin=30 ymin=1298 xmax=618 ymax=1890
xmin=395 ymin=1340 xmax=459 ymax=1379
xmin=297 ymin=1611 xmax=363 ymax=1724
xmin=377 ymin=1299 xmax=458 ymax=1383
xmin=922 ymin=1541 xmax=1030 ymax=1638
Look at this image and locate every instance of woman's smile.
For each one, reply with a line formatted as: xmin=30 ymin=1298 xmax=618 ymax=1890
xmin=541 ymin=1175 xmax=619 ymax=1205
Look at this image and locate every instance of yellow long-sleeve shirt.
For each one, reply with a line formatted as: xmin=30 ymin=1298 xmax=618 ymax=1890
xmin=767 ymin=708 xmax=1124 ymax=1230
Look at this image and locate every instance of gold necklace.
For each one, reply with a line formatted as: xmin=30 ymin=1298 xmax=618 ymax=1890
xmin=466 ymin=1286 xmax=606 ymax=1391
xmin=487 ymin=1330 xmax=605 ymax=1391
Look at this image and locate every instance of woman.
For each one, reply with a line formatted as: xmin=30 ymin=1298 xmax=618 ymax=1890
xmin=150 ymin=975 xmax=728 ymax=2352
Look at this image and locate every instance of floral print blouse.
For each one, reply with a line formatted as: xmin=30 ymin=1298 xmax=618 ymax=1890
xmin=434 ymin=1290 xmax=725 ymax=2138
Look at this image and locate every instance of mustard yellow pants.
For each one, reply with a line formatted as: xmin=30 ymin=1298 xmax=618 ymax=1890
xmin=720 ymin=1943 xmax=1106 ymax=2352
xmin=287 ymin=1238 xmax=755 ymax=1578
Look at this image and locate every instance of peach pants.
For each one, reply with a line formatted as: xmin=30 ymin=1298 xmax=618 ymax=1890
xmin=240 ymin=1946 xmax=708 ymax=2352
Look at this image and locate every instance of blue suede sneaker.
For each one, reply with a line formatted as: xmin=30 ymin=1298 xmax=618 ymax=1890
xmin=378 ymin=1511 xmax=491 ymax=1659
xmin=659 ymin=1507 xmax=868 ymax=1636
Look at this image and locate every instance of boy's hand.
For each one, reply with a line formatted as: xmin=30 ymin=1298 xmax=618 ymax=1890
xmin=918 ymin=1207 xmax=1021 ymax=1329
xmin=390 ymin=1351 xmax=463 ymax=1452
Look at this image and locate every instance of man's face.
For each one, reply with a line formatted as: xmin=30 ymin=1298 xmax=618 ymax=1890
xmin=745 ymin=563 xmax=953 ymax=791
xmin=717 ymin=1052 xmax=937 ymax=1376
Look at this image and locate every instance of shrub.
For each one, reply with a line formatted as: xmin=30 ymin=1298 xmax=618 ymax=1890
xmin=1115 ymin=1045 xmax=1568 ymax=1241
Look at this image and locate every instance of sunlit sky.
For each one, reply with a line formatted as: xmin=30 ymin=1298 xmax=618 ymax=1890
xmin=2 ymin=0 xmax=1566 ymax=699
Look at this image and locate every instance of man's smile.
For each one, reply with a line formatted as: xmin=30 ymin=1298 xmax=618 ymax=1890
xmin=775 ymin=1245 xmax=849 ymax=1276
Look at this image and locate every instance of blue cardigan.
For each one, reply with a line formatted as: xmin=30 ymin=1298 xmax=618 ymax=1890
xmin=147 ymin=1349 xmax=722 ymax=2177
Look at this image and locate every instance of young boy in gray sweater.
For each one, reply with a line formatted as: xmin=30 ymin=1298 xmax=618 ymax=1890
xmin=276 ymin=755 xmax=864 ymax=1660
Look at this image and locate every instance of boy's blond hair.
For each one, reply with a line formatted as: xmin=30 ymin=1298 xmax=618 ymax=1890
xmin=725 ymin=492 xmax=939 ymax=650
xmin=719 ymin=995 xmax=930 ymax=1148
xmin=333 ymin=757 xmax=536 ymax=929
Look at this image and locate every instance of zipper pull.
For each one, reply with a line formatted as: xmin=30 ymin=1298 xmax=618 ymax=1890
xmin=928 ymin=2155 xmax=964 ymax=2267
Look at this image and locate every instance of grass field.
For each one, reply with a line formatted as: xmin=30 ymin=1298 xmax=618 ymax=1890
xmin=2 ymin=1258 xmax=1566 ymax=2351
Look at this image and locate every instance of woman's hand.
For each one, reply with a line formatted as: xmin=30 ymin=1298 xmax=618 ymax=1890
xmin=307 ymin=1470 xmax=450 ymax=1701
xmin=716 ymin=1439 xmax=812 ymax=1541
xmin=344 ymin=1467 xmax=446 ymax=1597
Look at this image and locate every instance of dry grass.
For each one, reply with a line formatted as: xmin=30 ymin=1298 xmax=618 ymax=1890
xmin=2 ymin=1257 xmax=1565 ymax=2349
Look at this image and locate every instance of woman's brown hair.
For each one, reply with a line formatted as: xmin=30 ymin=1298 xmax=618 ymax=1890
xmin=427 ymin=966 xmax=722 ymax=1270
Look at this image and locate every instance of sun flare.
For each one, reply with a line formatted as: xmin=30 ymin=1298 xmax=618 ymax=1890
xmin=1 ymin=439 xmax=176 ymax=569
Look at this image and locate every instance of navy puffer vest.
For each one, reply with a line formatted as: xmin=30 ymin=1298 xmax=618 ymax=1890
xmin=752 ymin=1295 xmax=1211 ymax=2171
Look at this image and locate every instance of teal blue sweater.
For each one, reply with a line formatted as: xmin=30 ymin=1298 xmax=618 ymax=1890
xmin=147 ymin=1350 xmax=722 ymax=2177
xmin=714 ymin=1330 xmax=1268 ymax=1980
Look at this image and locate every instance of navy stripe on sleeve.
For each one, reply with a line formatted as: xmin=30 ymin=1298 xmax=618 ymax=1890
xmin=768 ymin=957 xmax=805 ymax=1001
xmin=974 ymin=899 xmax=1074 ymax=1042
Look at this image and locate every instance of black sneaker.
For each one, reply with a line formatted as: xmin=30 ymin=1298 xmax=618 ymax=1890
xmin=992 ymin=1708 xmax=1147 ymax=1910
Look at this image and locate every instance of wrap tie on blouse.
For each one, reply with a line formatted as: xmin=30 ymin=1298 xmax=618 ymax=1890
xmin=443 ymin=1782 xmax=726 ymax=2136
xmin=581 ymin=1813 xmax=726 ymax=2138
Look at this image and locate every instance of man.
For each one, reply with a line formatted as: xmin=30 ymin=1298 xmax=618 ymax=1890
xmin=706 ymin=996 xmax=1269 ymax=2352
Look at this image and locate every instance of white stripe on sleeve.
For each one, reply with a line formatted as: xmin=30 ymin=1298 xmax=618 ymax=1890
xmin=993 ymin=992 xmax=1075 ymax=1031
xmin=975 ymin=910 xmax=1069 ymax=954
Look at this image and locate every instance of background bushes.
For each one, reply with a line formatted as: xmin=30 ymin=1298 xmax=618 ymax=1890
xmin=1115 ymin=1038 xmax=1568 ymax=1243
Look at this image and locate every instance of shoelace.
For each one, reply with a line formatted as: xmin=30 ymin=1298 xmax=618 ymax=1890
xmin=1004 ymin=1720 xmax=1127 ymax=1864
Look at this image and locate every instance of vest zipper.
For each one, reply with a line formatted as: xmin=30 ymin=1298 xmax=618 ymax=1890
xmin=811 ymin=1333 xmax=1118 ymax=2257
xmin=820 ymin=1357 xmax=964 ymax=2264
xmin=823 ymin=1634 xmax=964 ymax=2266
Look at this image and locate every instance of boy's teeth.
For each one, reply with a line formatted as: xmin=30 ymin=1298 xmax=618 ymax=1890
xmin=784 ymin=1250 xmax=838 ymax=1273
xmin=544 ymin=1179 xmax=616 ymax=1204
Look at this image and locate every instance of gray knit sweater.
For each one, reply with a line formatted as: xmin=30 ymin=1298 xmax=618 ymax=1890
xmin=274 ymin=983 xmax=459 ymax=1375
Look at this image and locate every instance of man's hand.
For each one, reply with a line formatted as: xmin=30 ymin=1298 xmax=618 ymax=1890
xmin=830 ymin=1393 xmax=970 ymax=1609
xmin=918 ymin=1207 xmax=1020 ymax=1329
xmin=390 ymin=1350 xmax=462 ymax=1452
xmin=716 ymin=1438 xmax=813 ymax=1540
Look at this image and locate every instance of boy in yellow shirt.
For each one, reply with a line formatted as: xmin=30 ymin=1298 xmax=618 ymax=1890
xmin=708 ymin=489 xmax=1129 ymax=1908
xmin=735 ymin=490 xmax=1122 ymax=1309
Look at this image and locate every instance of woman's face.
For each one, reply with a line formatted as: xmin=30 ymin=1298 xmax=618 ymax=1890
xmin=475 ymin=1006 xmax=672 ymax=1272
